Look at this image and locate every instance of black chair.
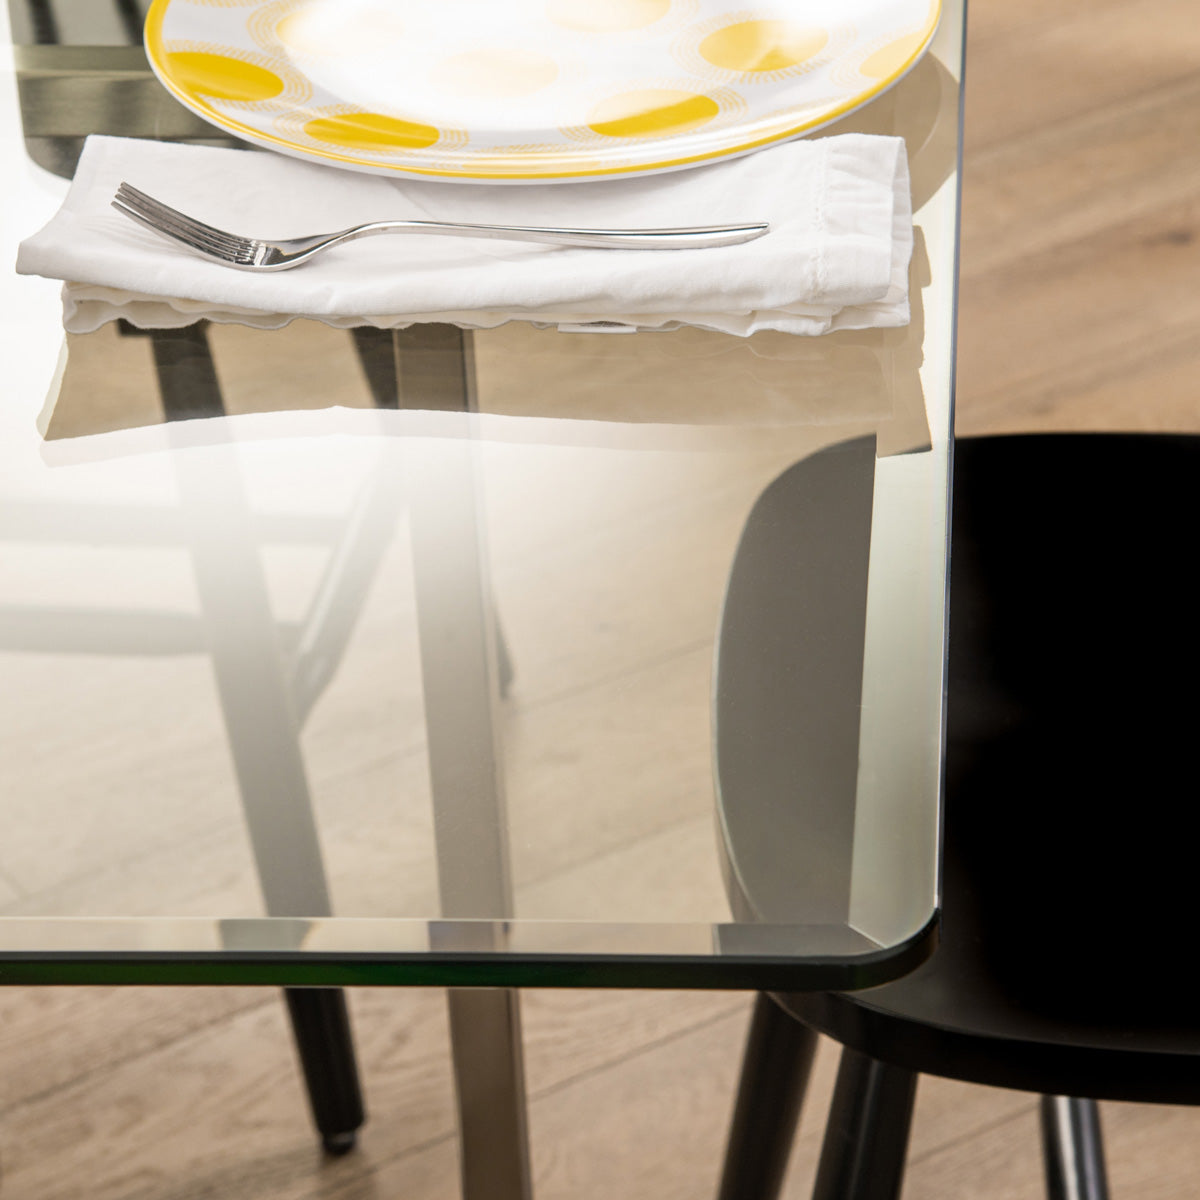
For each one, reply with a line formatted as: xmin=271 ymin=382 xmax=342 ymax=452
xmin=717 ymin=433 xmax=1200 ymax=1200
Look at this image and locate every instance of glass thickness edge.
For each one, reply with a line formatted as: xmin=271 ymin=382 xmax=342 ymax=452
xmin=0 ymin=918 xmax=938 ymax=990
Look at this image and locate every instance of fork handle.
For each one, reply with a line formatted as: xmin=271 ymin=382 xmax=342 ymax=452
xmin=329 ymin=219 xmax=770 ymax=252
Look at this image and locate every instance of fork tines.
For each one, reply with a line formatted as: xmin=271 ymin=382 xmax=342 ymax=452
xmin=111 ymin=182 xmax=259 ymax=266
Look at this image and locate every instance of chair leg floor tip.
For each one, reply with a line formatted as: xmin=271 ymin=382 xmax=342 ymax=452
xmin=322 ymin=1131 xmax=358 ymax=1156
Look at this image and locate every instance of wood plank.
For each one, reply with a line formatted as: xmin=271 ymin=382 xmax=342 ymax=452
xmin=957 ymin=195 xmax=1200 ymax=436
xmin=0 ymin=990 xmax=1050 ymax=1200
xmin=963 ymin=0 xmax=1200 ymax=153
xmin=2 ymin=647 xmax=727 ymax=924
xmin=0 ymin=987 xmax=270 ymax=1115
xmin=905 ymin=1093 xmax=1200 ymax=1200
xmin=0 ymin=987 xmax=746 ymax=1200
xmin=515 ymin=815 xmax=731 ymax=923
xmin=0 ymin=653 xmax=257 ymax=896
xmin=1101 ymin=1101 xmax=1200 ymax=1198
xmin=961 ymin=73 xmax=1200 ymax=279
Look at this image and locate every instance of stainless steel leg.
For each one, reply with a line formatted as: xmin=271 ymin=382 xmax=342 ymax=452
xmin=396 ymin=324 xmax=533 ymax=1200
xmin=447 ymin=988 xmax=534 ymax=1200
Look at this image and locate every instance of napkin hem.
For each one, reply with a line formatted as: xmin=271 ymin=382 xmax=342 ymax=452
xmin=61 ymin=285 xmax=913 ymax=339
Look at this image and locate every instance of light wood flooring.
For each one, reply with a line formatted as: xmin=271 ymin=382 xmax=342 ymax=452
xmin=3 ymin=0 xmax=1200 ymax=1196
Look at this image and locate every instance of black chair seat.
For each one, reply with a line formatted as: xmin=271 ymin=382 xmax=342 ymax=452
xmin=782 ymin=837 xmax=1200 ymax=1106
xmin=717 ymin=432 xmax=1200 ymax=1200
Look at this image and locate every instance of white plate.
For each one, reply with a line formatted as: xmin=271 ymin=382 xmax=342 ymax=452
xmin=146 ymin=0 xmax=940 ymax=182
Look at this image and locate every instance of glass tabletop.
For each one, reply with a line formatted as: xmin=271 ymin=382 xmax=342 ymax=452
xmin=0 ymin=0 xmax=962 ymax=989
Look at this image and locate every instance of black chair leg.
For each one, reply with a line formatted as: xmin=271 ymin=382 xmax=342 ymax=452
xmin=284 ymin=988 xmax=366 ymax=1155
xmin=1040 ymin=1096 xmax=1109 ymax=1200
xmin=811 ymin=1047 xmax=917 ymax=1200
xmin=717 ymin=992 xmax=819 ymax=1200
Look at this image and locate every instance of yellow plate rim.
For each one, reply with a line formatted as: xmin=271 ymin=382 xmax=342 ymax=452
xmin=144 ymin=0 xmax=942 ymax=182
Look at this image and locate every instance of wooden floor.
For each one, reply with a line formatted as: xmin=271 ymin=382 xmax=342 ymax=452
xmin=3 ymin=0 xmax=1200 ymax=1196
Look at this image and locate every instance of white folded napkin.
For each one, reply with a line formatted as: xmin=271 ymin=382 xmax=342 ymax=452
xmin=17 ymin=134 xmax=913 ymax=338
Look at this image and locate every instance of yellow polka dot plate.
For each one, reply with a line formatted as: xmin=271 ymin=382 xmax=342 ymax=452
xmin=145 ymin=0 xmax=941 ymax=182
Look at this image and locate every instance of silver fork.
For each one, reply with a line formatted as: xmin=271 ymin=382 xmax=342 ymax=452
xmin=111 ymin=182 xmax=769 ymax=272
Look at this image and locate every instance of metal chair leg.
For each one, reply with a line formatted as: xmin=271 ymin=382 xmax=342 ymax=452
xmin=150 ymin=324 xmax=366 ymax=1154
xmin=1040 ymin=1096 xmax=1109 ymax=1200
xmin=717 ymin=993 xmax=820 ymax=1200
xmin=112 ymin=0 xmax=145 ymax=45
xmin=811 ymin=1047 xmax=917 ymax=1200
xmin=285 ymin=989 xmax=367 ymax=1155
xmin=24 ymin=0 xmax=60 ymax=44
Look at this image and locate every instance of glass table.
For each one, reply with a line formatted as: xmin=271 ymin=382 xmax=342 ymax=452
xmin=0 ymin=0 xmax=963 ymax=1194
